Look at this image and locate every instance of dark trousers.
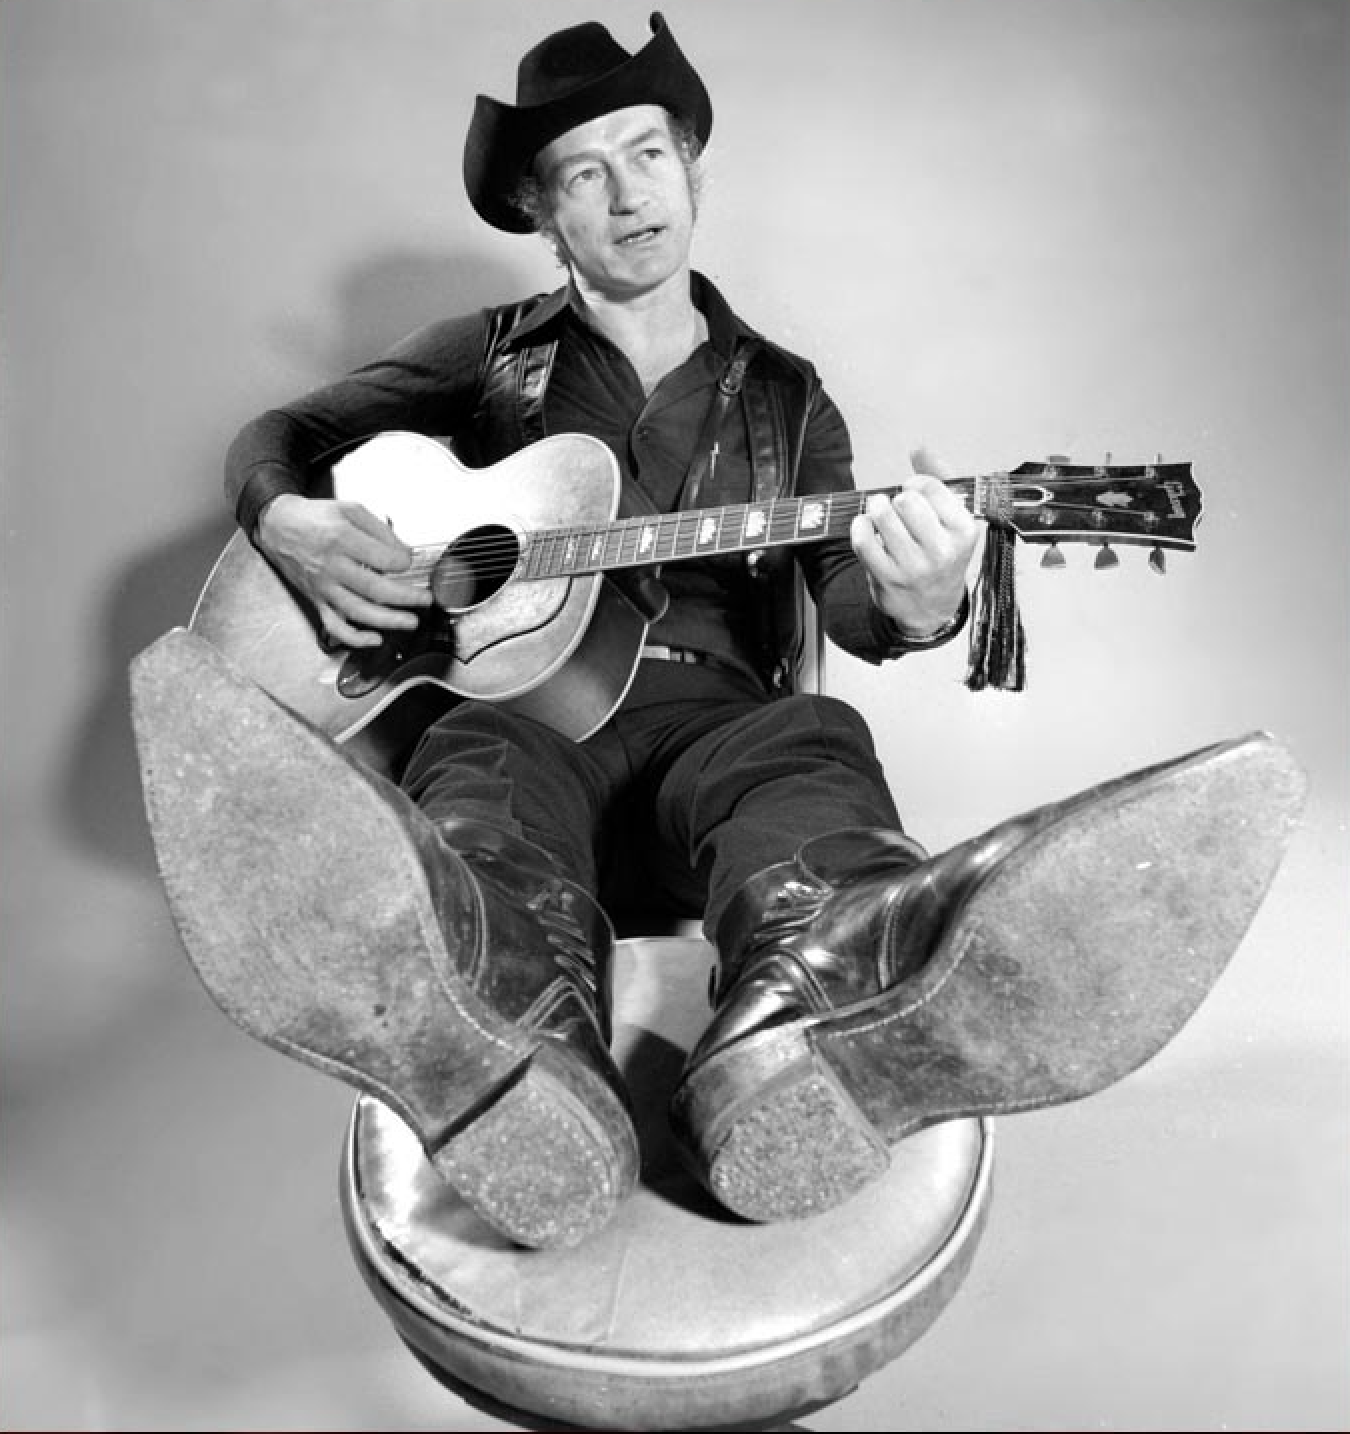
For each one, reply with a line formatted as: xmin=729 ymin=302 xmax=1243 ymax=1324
xmin=400 ymin=660 xmax=902 ymax=937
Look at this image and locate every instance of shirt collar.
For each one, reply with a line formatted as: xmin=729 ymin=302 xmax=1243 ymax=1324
xmin=498 ymin=271 xmax=758 ymax=358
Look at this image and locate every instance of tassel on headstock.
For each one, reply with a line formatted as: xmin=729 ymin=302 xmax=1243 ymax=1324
xmin=965 ymin=517 xmax=1025 ymax=692
xmin=958 ymin=450 xmax=1202 ymax=690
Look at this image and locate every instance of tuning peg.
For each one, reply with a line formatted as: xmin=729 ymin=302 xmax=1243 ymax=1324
xmin=1093 ymin=543 xmax=1120 ymax=570
xmin=1040 ymin=542 xmax=1066 ymax=569
xmin=1149 ymin=546 xmax=1167 ymax=575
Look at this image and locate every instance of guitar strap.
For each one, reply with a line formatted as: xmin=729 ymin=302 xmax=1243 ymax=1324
xmin=677 ymin=339 xmax=761 ymax=512
xmin=471 ymin=298 xmax=557 ymax=458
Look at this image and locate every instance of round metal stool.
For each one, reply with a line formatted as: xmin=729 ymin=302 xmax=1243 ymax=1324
xmin=340 ymin=935 xmax=993 ymax=1431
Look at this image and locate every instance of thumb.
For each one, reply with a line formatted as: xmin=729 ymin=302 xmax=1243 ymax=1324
xmin=909 ymin=444 xmax=953 ymax=481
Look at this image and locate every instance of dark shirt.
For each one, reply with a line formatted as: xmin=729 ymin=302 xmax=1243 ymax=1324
xmin=225 ymin=273 xmax=932 ymax=679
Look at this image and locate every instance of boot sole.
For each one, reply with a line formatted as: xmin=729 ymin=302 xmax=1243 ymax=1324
xmin=678 ymin=731 xmax=1306 ymax=1222
xmin=132 ymin=628 xmax=636 ymax=1249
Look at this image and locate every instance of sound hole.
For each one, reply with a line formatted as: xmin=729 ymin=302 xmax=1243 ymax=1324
xmin=431 ymin=524 xmax=519 ymax=612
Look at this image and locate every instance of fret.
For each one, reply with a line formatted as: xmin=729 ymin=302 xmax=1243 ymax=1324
xmin=657 ymin=513 xmax=682 ymax=563
xmin=634 ymin=520 xmax=652 ymax=561
xmin=602 ymin=522 xmax=623 ymax=569
xmin=610 ymin=519 xmax=630 ymax=567
xmin=829 ymin=492 xmax=861 ymax=537
xmin=621 ymin=517 xmax=644 ymax=566
xmin=770 ymin=499 xmax=797 ymax=543
xmin=541 ymin=527 xmax=563 ymax=578
xmin=669 ymin=509 xmax=697 ymax=561
xmin=564 ymin=527 xmax=587 ymax=574
xmin=525 ymin=532 xmax=548 ymax=580
xmin=528 ymin=528 xmax=547 ymax=579
xmin=536 ymin=535 xmax=555 ymax=579
xmin=763 ymin=501 xmax=783 ymax=544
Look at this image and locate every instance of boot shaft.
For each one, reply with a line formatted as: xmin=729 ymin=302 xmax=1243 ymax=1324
xmin=434 ymin=817 xmax=619 ymax=1050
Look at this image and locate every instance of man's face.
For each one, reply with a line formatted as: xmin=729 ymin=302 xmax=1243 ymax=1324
xmin=534 ymin=105 xmax=696 ymax=302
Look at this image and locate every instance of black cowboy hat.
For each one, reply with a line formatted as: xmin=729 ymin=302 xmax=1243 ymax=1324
xmin=463 ymin=12 xmax=712 ymax=233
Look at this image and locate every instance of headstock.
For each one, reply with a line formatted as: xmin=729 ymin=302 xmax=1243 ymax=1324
xmin=1001 ymin=457 xmax=1202 ymax=571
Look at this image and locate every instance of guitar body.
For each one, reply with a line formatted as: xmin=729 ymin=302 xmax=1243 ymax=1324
xmin=191 ymin=432 xmax=648 ymax=752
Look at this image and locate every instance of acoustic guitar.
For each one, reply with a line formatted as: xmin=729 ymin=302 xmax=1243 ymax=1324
xmin=191 ymin=430 xmax=1202 ymax=753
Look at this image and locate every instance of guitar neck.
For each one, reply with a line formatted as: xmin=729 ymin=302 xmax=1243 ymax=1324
xmin=512 ymin=478 xmax=987 ymax=581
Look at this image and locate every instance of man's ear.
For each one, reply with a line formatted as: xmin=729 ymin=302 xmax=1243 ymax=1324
xmin=542 ymin=229 xmax=570 ymax=271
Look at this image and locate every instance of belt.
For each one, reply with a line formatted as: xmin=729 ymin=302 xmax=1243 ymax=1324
xmin=640 ymin=644 xmax=707 ymax=665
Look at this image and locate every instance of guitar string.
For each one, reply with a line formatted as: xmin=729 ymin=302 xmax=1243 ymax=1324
xmin=392 ymin=527 xmax=1182 ymax=585
xmin=373 ymin=470 xmax=1187 ymax=586
xmin=394 ymin=479 xmax=1174 ymax=561
xmin=393 ymin=478 xmax=1182 ymax=550
xmin=390 ymin=535 xmax=1178 ymax=589
xmin=394 ymin=479 xmax=1177 ymax=555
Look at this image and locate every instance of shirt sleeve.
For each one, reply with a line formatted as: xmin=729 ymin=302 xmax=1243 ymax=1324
xmin=794 ymin=383 xmax=968 ymax=664
xmin=224 ymin=310 xmax=490 ymax=535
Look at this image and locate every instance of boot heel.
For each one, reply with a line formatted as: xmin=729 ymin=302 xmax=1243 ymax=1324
xmin=433 ymin=1048 xmax=638 ymax=1249
xmin=679 ymin=1039 xmax=888 ymax=1223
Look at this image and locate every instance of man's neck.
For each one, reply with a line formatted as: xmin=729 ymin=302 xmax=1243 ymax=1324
xmin=571 ymin=270 xmax=708 ymax=393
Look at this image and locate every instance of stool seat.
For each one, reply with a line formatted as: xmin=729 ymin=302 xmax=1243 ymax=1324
xmin=341 ymin=936 xmax=993 ymax=1431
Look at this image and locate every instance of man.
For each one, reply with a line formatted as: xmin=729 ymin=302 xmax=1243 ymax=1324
xmin=132 ymin=14 xmax=1303 ymax=1250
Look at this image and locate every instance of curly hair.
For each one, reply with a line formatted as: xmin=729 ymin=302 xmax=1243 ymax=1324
xmin=508 ymin=109 xmax=705 ymax=236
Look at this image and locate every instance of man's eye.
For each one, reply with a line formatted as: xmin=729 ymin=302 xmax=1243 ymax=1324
xmin=567 ymin=167 xmax=603 ymax=189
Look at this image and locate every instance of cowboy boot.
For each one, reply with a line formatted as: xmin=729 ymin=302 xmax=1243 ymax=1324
xmin=670 ymin=731 xmax=1306 ymax=1223
xmin=131 ymin=627 xmax=637 ymax=1250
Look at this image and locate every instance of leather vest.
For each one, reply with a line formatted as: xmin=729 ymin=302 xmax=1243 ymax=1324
xmin=467 ymin=297 xmax=820 ymax=695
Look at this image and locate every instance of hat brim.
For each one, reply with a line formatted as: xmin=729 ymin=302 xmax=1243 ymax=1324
xmin=463 ymin=14 xmax=713 ymax=234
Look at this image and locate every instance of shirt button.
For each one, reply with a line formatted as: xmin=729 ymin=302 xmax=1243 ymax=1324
xmin=636 ymin=425 xmax=651 ymax=442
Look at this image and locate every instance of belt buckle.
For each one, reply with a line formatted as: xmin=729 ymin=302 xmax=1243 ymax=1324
xmin=642 ymin=644 xmax=700 ymax=665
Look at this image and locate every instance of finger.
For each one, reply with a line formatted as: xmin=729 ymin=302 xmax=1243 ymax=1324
xmin=327 ymin=564 xmax=425 ymax=630
xmin=340 ymin=503 xmax=419 ymax=572
xmin=334 ymin=589 xmax=423 ymax=634
xmin=850 ymin=511 xmax=895 ymax=574
xmin=331 ymin=555 xmax=430 ymax=612
xmin=898 ymin=472 xmax=973 ymax=531
xmin=855 ymin=499 xmax=920 ymax=576
xmin=870 ymin=490 xmax=950 ymax=564
xmin=316 ymin=600 xmax=384 ymax=649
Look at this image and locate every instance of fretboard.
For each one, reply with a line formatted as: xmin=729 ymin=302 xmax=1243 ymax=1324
xmin=516 ymin=479 xmax=989 ymax=581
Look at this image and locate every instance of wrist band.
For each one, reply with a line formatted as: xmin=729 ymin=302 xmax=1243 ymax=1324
xmin=890 ymin=589 xmax=971 ymax=650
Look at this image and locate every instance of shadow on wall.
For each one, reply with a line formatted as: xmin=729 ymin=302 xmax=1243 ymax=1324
xmin=59 ymin=246 xmax=541 ymax=877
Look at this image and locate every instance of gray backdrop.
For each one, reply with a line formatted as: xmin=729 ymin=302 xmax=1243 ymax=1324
xmin=3 ymin=2 xmax=1347 ymax=1429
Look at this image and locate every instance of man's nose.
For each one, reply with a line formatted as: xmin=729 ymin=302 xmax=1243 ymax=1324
xmin=608 ymin=166 xmax=647 ymax=213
